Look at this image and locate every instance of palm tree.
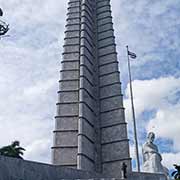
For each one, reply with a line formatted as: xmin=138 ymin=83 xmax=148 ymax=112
xmin=0 ymin=141 xmax=25 ymax=159
xmin=172 ymin=164 xmax=180 ymax=180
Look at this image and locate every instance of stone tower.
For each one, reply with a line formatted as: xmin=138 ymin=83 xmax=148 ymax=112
xmin=52 ymin=0 xmax=131 ymax=177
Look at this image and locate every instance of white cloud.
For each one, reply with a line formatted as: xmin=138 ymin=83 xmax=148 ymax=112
xmin=162 ymin=153 xmax=180 ymax=169
xmin=24 ymin=138 xmax=51 ymax=163
xmin=124 ymin=76 xmax=180 ymax=122
xmin=147 ymin=104 xmax=180 ymax=151
xmin=0 ymin=0 xmax=65 ymax=163
xmin=124 ymin=76 xmax=180 ymax=168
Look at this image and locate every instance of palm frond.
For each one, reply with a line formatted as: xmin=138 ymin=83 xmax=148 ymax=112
xmin=172 ymin=171 xmax=177 ymax=176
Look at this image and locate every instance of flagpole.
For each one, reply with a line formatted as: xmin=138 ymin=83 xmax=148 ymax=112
xmin=126 ymin=45 xmax=140 ymax=172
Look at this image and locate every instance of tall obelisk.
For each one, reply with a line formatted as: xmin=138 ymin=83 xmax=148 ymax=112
xmin=52 ymin=0 xmax=132 ymax=177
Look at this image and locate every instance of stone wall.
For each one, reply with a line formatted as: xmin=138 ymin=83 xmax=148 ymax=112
xmin=128 ymin=172 xmax=167 ymax=180
xmin=0 ymin=156 xmax=167 ymax=180
xmin=0 ymin=156 xmax=99 ymax=180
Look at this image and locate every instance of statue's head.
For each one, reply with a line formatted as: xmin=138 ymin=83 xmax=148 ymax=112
xmin=147 ymin=132 xmax=155 ymax=143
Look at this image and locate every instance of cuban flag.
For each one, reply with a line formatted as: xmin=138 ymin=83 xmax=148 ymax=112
xmin=128 ymin=50 xmax=137 ymax=59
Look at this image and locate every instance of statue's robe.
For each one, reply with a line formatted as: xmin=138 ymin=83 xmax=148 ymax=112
xmin=142 ymin=142 xmax=166 ymax=173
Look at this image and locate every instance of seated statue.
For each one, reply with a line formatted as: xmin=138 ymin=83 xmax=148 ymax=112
xmin=142 ymin=132 xmax=169 ymax=176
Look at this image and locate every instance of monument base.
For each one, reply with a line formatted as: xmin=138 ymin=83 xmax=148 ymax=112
xmin=0 ymin=156 xmax=167 ymax=180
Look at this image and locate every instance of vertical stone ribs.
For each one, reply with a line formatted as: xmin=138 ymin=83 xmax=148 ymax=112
xmin=97 ymin=0 xmax=131 ymax=176
xmin=53 ymin=0 xmax=132 ymax=177
xmin=78 ymin=0 xmax=98 ymax=172
xmin=52 ymin=0 xmax=81 ymax=168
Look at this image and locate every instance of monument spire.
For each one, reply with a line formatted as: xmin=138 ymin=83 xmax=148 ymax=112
xmin=52 ymin=0 xmax=132 ymax=176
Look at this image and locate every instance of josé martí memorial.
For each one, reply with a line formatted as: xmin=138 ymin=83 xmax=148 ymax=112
xmin=0 ymin=0 xmax=169 ymax=180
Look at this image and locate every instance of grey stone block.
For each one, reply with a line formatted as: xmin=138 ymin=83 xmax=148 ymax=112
xmin=65 ymin=30 xmax=80 ymax=38
xmin=98 ymin=53 xmax=117 ymax=65
xmin=102 ymin=159 xmax=132 ymax=178
xmin=67 ymin=18 xmax=81 ymax=25
xmin=58 ymin=91 xmax=78 ymax=103
xmin=66 ymin=24 xmax=80 ymax=31
xmin=100 ymin=108 xmax=125 ymax=127
xmin=98 ymin=36 xmax=115 ymax=48
xmin=77 ymin=155 xmax=95 ymax=171
xmin=69 ymin=0 xmax=80 ymax=2
xmin=98 ymin=45 xmax=116 ymax=57
xmin=68 ymin=7 xmax=80 ymax=13
xmin=64 ymin=37 xmax=80 ymax=45
xmin=100 ymin=72 xmax=120 ymax=87
xmin=55 ymin=116 xmax=78 ymax=130
xmin=128 ymin=172 xmax=167 ymax=180
xmin=60 ymin=70 xmax=79 ymax=80
xmin=81 ymin=29 xmax=94 ymax=42
xmin=98 ymin=23 xmax=113 ymax=33
xmin=101 ymin=124 xmax=128 ymax=143
xmin=79 ymin=89 xmax=95 ymax=113
xmin=98 ymin=30 xmax=114 ymax=41
xmin=59 ymin=80 xmax=79 ymax=91
xmin=79 ymin=103 xmax=95 ymax=125
xmin=98 ymin=17 xmax=113 ymax=27
xmin=80 ymin=46 xmax=94 ymax=61
xmin=97 ymin=11 xmax=112 ymax=20
xmin=67 ymin=12 xmax=80 ymax=19
xmin=80 ymin=77 xmax=94 ymax=96
xmin=100 ymin=83 xmax=122 ymax=99
xmin=57 ymin=103 xmax=79 ymax=116
xmin=81 ymin=5 xmax=93 ymax=17
xmin=62 ymin=61 xmax=79 ymax=70
xmin=80 ymin=56 xmax=94 ymax=73
xmin=97 ymin=0 xmax=110 ymax=8
xmin=53 ymin=147 xmax=78 ymax=165
xmin=80 ymin=66 xmax=94 ymax=84
xmin=81 ymin=31 xmax=94 ymax=46
xmin=97 ymin=6 xmax=111 ymax=14
xmin=79 ymin=118 xmax=95 ymax=142
xmin=64 ymin=45 xmax=80 ymax=52
xmin=68 ymin=1 xmax=80 ymax=7
xmin=78 ymin=135 xmax=94 ymax=160
xmin=81 ymin=16 xmax=94 ymax=28
xmin=101 ymin=141 xmax=130 ymax=162
xmin=63 ymin=52 xmax=80 ymax=60
xmin=81 ymin=22 xmax=94 ymax=34
xmin=54 ymin=131 xmax=78 ymax=146
xmin=99 ymin=62 xmax=118 ymax=76
xmin=100 ymin=95 xmax=123 ymax=112
xmin=81 ymin=38 xmax=94 ymax=53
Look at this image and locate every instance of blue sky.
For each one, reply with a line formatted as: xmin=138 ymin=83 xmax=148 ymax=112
xmin=0 ymin=0 xmax=180 ymax=172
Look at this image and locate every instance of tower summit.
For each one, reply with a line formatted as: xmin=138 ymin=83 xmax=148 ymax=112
xmin=52 ymin=0 xmax=131 ymax=177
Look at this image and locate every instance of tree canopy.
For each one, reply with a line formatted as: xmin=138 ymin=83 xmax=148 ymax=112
xmin=0 ymin=141 xmax=25 ymax=159
xmin=172 ymin=164 xmax=180 ymax=180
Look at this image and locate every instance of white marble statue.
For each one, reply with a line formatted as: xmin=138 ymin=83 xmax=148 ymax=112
xmin=142 ymin=132 xmax=169 ymax=176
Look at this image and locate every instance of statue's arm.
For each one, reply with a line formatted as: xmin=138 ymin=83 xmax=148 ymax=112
xmin=143 ymin=145 xmax=156 ymax=153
